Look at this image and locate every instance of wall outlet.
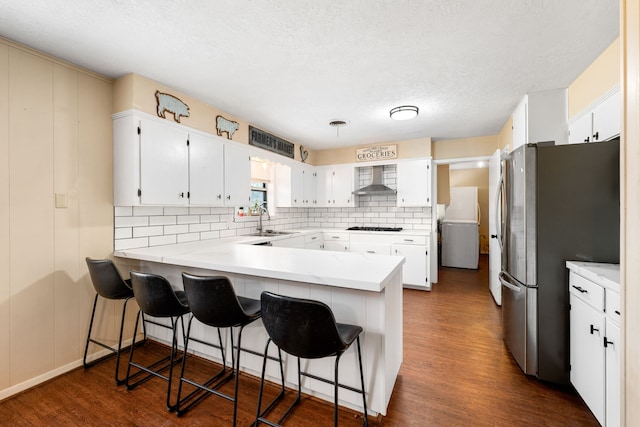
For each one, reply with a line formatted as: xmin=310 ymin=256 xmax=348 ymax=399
xmin=55 ymin=193 xmax=68 ymax=208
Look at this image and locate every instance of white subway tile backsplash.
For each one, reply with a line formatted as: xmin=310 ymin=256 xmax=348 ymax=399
xmin=115 ymin=216 xmax=149 ymax=228
xmin=133 ymin=226 xmax=164 ymax=237
xmin=115 ymin=206 xmax=133 ymax=217
xmin=149 ymin=235 xmax=177 ymax=246
xmin=114 ymin=188 xmax=432 ymax=249
xmin=133 ymin=206 xmax=164 ymax=216
xmin=150 ymin=215 xmax=177 ymax=226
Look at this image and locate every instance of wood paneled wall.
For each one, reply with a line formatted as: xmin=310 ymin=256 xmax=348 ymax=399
xmin=0 ymin=38 xmax=116 ymax=398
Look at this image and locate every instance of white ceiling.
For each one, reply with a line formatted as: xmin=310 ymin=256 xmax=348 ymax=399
xmin=0 ymin=1 xmax=619 ymax=150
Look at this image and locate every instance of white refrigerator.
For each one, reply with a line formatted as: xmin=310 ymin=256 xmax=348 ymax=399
xmin=441 ymin=186 xmax=479 ymax=269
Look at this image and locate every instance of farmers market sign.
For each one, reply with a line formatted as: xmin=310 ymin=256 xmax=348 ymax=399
xmin=356 ymin=145 xmax=397 ymax=162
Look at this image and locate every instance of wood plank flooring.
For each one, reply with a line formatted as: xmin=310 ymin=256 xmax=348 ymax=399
xmin=0 ymin=255 xmax=598 ymax=426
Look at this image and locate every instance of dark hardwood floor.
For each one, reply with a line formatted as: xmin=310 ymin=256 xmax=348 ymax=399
xmin=0 ymin=255 xmax=598 ymax=426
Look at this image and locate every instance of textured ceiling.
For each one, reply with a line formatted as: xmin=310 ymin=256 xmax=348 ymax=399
xmin=0 ymin=1 xmax=619 ymax=150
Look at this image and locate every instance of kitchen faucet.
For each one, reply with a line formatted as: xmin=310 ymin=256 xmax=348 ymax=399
xmin=256 ymin=202 xmax=270 ymax=233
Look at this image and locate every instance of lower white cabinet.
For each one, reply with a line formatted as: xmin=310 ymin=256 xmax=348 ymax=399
xmin=392 ymin=234 xmax=429 ymax=290
xmin=304 ymin=233 xmax=323 ymax=250
xmin=567 ymin=263 xmax=620 ymax=427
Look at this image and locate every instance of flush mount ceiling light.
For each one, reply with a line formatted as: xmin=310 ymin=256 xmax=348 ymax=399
xmin=390 ymin=105 xmax=419 ymax=120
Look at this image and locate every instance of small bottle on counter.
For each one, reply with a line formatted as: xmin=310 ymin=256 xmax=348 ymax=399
xmin=238 ymin=207 xmax=244 ymax=217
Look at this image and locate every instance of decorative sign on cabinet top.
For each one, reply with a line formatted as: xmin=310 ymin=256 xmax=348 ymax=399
xmin=356 ymin=145 xmax=397 ymax=162
xmin=216 ymin=115 xmax=239 ymax=140
xmin=155 ymin=91 xmax=190 ymax=123
xmin=249 ymin=126 xmax=294 ymax=158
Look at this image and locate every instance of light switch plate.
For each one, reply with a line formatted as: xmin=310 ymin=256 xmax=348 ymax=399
xmin=55 ymin=193 xmax=68 ymax=208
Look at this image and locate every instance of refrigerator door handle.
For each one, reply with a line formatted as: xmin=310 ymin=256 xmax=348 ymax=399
xmin=495 ymin=164 xmax=505 ymax=250
xmin=499 ymin=271 xmax=521 ymax=292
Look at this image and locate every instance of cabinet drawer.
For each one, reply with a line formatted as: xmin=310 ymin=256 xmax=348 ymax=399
xmin=391 ymin=235 xmax=427 ymax=245
xmin=323 ymin=232 xmax=349 ymax=242
xmin=569 ymin=272 xmax=605 ymax=311
xmin=304 ymin=233 xmax=322 ymax=243
xmin=606 ymin=290 xmax=621 ymax=325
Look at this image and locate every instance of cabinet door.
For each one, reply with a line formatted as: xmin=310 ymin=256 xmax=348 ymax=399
xmin=332 ymin=165 xmax=355 ymax=207
xmin=568 ymin=113 xmax=593 ymax=144
xmin=570 ymin=293 xmax=605 ymax=426
xmin=605 ymin=318 xmax=621 ymax=427
xmin=189 ymin=133 xmax=224 ymax=205
xmin=291 ymin=164 xmax=305 ymax=207
xmin=592 ymin=89 xmax=621 ymax=142
xmin=323 ymin=241 xmax=350 ymax=252
xmin=397 ymin=159 xmax=431 ymax=207
xmin=223 ymin=143 xmax=250 ymax=206
xmin=303 ymin=166 xmax=317 ymax=206
xmin=316 ymin=166 xmax=332 ymax=207
xmin=139 ymin=118 xmax=189 ymax=205
xmin=349 ymin=242 xmax=391 ymax=256
xmin=393 ymin=243 xmax=429 ymax=288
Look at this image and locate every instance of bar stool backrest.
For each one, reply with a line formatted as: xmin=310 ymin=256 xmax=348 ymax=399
xmin=85 ymin=258 xmax=133 ymax=299
xmin=182 ymin=273 xmax=254 ymax=328
xmin=130 ymin=271 xmax=188 ymax=318
xmin=260 ymin=291 xmax=347 ymax=359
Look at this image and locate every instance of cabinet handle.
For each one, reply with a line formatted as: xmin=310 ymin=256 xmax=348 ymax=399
xmin=584 ymin=137 xmax=590 ymax=143
xmin=179 ymin=192 xmax=184 ymax=198
xmin=217 ymin=194 xmax=222 ymax=199
xmin=604 ymin=337 xmax=614 ymax=348
xmin=590 ymin=324 xmax=599 ymax=335
xmin=366 ymin=250 xmax=375 ymax=254
xmin=332 ymin=236 xmax=340 ymax=239
xmin=571 ymin=285 xmax=588 ymax=294
xmin=311 ymin=236 xmax=317 ymax=240
xmin=227 ymin=195 xmax=231 ymax=200
xmin=404 ymin=239 xmax=414 ymax=242
xmin=615 ymin=310 xmax=620 ymax=315
xmin=593 ymin=131 xmax=599 ymax=140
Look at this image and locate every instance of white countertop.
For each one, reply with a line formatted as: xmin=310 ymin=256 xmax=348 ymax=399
xmin=566 ymin=261 xmax=620 ymax=293
xmin=115 ymin=229 xmax=409 ymax=292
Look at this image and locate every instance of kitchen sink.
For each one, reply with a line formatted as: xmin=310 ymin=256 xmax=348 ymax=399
xmin=249 ymin=230 xmax=297 ymax=237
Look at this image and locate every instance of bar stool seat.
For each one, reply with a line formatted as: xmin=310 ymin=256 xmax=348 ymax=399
xmin=255 ymin=291 xmax=368 ymax=426
xmin=125 ymin=270 xmax=190 ymax=411
xmin=176 ymin=273 xmax=262 ymax=426
xmin=84 ymin=258 xmax=147 ymax=385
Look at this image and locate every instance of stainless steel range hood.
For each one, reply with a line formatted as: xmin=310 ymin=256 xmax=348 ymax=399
xmin=352 ymin=165 xmax=397 ymax=195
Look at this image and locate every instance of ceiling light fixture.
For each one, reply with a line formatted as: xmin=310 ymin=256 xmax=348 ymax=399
xmin=329 ymin=119 xmax=348 ymax=136
xmin=390 ymin=105 xmax=419 ymax=120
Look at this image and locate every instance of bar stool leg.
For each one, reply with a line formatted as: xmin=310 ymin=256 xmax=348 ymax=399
xmin=83 ymin=294 xmax=100 ymax=369
xmin=356 ymin=336 xmax=368 ymax=426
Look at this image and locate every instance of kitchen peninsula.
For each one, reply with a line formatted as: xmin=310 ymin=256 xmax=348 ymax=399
xmin=114 ymin=230 xmax=405 ymax=416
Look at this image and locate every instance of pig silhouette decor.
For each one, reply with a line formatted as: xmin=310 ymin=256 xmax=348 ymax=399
xmin=155 ymin=91 xmax=190 ymax=123
xmin=216 ymin=115 xmax=240 ymax=140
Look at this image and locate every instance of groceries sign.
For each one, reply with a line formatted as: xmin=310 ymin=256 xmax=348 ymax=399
xmin=356 ymin=145 xmax=397 ymax=162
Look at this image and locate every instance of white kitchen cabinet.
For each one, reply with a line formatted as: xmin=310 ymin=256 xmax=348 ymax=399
xmin=570 ymin=291 xmax=606 ymax=425
xmin=567 ymin=263 xmax=621 ymax=426
xmin=271 ymin=235 xmax=305 ymax=248
xmin=304 ymin=233 xmax=323 ymax=250
xmin=569 ymin=87 xmax=621 ymax=144
xmin=113 ymin=109 xmax=250 ymax=207
xmin=323 ymin=231 xmax=350 ymax=251
xmin=188 ymin=132 xmax=224 ymax=205
xmin=349 ymin=242 xmax=391 ymax=256
xmin=396 ymin=159 xmax=431 ymax=207
xmin=275 ymin=162 xmax=317 ymax=207
xmin=222 ymin=142 xmax=251 ymax=206
xmin=511 ymin=89 xmax=568 ymax=151
xmin=317 ymin=165 xmax=355 ymax=207
xmin=392 ymin=234 xmax=430 ymax=290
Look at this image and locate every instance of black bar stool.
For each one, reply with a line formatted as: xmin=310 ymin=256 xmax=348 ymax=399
xmin=125 ymin=270 xmax=190 ymax=411
xmin=255 ymin=291 xmax=368 ymax=427
xmin=176 ymin=273 xmax=262 ymax=426
xmin=84 ymin=257 xmax=147 ymax=385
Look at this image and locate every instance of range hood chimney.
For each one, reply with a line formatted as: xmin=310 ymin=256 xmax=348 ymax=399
xmin=352 ymin=165 xmax=397 ymax=195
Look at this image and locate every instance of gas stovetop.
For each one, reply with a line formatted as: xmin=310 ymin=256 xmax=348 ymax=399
xmin=347 ymin=226 xmax=403 ymax=232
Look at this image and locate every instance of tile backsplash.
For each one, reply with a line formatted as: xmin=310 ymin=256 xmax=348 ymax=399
xmin=114 ymin=164 xmax=432 ymax=250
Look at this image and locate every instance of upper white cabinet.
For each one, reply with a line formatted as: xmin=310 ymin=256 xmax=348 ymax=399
xmin=396 ymin=159 xmax=431 ymax=207
xmin=223 ymin=142 xmax=251 ymax=206
xmin=512 ymin=88 xmax=568 ymax=151
xmin=188 ymin=132 xmax=224 ymax=205
xmin=317 ymin=165 xmax=355 ymax=207
xmin=275 ymin=162 xmax=317 ymax=207
xmin=113 ymin=110 xmax=250 ymax=207
xmin=569 ymin=87 xmax=621 ymax=144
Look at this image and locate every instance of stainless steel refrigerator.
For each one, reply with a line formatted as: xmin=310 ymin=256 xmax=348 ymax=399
xmin=497 ymin=140 xmax=619 ymax=385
